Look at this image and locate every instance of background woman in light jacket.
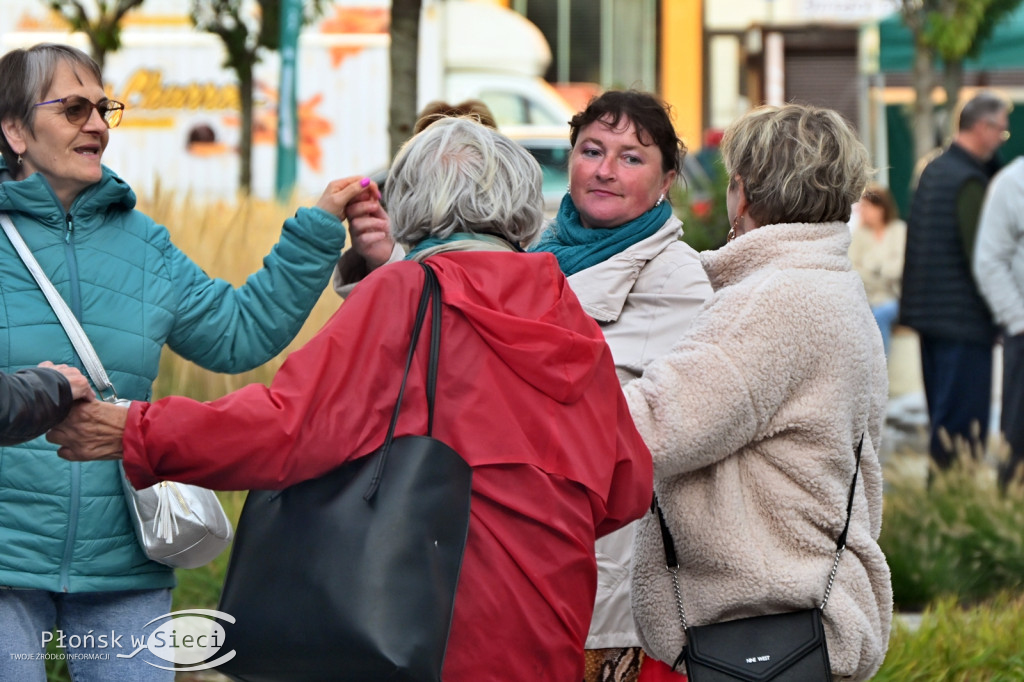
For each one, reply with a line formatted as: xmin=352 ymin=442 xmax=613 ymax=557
xmin=624 ymin=104 xmax=893 ymax=681
xmin=849 ymin=183 xmax=906 ymax=357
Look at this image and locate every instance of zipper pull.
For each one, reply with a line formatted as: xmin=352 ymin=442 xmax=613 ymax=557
xmin=64 ymin=214 xmax=73 ymax=244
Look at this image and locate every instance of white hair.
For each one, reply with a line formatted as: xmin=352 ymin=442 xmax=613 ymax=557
xmin=385 ymin=117 xmax=544 ymax=246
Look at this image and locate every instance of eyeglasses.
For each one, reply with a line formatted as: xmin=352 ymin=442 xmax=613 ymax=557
xmin=985 ymin=119 xmax=1011 ymax=142
xmin=33 ymin=95 xmax=125 ymax=129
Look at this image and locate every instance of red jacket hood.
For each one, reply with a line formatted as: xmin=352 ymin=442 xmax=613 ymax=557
xmin=422 ymin=252 xmax=607 ymax=405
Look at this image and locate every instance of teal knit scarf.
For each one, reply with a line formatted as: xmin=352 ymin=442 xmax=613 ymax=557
xmin=405 ymin=232 xmax=521 ymax=260
xmin=529 ymin=194 xmax=671 ymax=276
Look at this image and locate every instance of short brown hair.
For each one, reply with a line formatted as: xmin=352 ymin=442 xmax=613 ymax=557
xmin=720 ymin=104 xmax=871 ymax=225
xmin=413 ymin=99 xmax=497 ymax=135
xmin=568 ymin=89 xmax=685 ymax=175
xmin=860 ymin=183 xmax=899 ymax=224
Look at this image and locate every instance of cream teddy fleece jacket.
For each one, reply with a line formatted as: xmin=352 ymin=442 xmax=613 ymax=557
xmin=625 ymin=222 xmax=893 ymax=681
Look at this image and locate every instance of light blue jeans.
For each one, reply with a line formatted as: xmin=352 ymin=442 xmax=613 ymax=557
xmin=872 ymin=299 xmax=900 ymax=358
xmin=0 ymin=587 xmax=173 ymax=682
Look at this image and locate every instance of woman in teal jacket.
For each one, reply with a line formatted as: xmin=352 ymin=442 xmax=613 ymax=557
xmin=0 ymin=43 xmax=361 ymax=681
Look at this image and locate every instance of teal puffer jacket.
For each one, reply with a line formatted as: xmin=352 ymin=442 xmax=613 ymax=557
xmin=0 ymin=162 xmax=346 ymax=592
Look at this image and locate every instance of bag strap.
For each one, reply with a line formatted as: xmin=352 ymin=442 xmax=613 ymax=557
xmin=0 ymin=212 xmax=116 ymax=399
xmin=820 ymin=433 xmax=864 ymax=609
xmin=654 ymin=433 xmax=865 ymax=635
xmin=363 ymin=262 xmax=441 ymax=501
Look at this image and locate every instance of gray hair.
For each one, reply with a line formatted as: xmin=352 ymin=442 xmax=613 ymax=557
xmin=957 ymin=90 xmax=1012 ymax=132
xmin=0 ymin=43 xmax=104 ymax=170
xmin=385 ymin=117 xmax=544 ymax=246
xmin=720 ymin=103 xmax=871 ymax=225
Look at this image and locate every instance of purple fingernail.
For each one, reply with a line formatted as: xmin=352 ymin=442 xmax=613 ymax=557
xmin=360 ymin=177 xmax=371 ymax=188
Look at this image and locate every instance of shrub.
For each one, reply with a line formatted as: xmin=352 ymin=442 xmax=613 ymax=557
xmin=676 ymin=153 xmax=730 ymax=253
xmin=880 ymin=451 xmax=1024 ymax=611
xmin=875 ymin=594 xmax=1024 ymax=680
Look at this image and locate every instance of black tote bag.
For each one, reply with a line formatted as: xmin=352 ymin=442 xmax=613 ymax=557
xmin=217 ymin=263 xmax=472 ymax=682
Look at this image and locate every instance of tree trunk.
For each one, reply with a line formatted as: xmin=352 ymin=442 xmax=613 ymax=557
xmin=912 ymin=38 xmax=937 ymax=171
xmin=389 ymin=0 xmax=421 ymax=161
xmin=238 ymin=63 xmax=254 ymax=194
xmin=89 ymin=39 xmax=107 ymax=72
xmin=943 ymin=59 xmax=964 ymax=138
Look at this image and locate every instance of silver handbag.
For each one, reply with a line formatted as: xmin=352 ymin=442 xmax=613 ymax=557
xmin=1 ymin=212 xmax=233 ymax=569
xmin=120 ymin=469 xmax=233 ymax=568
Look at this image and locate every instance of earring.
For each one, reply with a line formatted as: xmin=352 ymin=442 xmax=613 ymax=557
xmin=16 ymin=154 xmax=22 ymax=166
xmin=728 ymin=214 xmax=742 ymax=242
xmin=655 ymin=193 xmax=665 ymax=207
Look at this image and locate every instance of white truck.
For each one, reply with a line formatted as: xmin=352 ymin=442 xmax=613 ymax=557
xmin=1 ymin=0 xmax=574 ymax=201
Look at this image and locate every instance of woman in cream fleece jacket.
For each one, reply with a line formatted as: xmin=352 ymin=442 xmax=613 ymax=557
xmin=625 ymin=104 xmax=893 ymax=681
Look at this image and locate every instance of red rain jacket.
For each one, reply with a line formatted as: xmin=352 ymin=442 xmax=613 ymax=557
xmin=123 ymin=251 xmax=653 ymax=681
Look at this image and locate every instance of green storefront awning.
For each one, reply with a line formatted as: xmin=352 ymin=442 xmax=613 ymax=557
xmin=879 ymin=7 xmax=1024 ymax=73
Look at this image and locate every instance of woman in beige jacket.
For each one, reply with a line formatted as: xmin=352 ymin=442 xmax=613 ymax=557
xmin=529 ymin=90 xmax=711 ymax=682
xmin=625 ymin=104 xmax=893 ymax=681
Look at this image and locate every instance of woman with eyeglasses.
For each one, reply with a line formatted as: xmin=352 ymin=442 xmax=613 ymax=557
xmin=0 ymin=43 xmax=361 ymax=682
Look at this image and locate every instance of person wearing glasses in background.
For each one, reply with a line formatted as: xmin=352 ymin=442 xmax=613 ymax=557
xmin=900 ymin=91 xmax=1011 ymax=473
xmin=0 ymin=43 xmax=362 ymax=681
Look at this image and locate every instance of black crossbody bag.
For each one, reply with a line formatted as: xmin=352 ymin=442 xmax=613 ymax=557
xmin=654 ymin=435 xmax=864 ymax=682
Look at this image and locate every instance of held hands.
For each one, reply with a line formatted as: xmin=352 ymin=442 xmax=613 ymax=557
xmin=343 ymin=179 xmax=395 ymax=270
xmin=38 ymin=361 xmax=93 ymax=401
xmin=315 ymin=176 xmax=377 ymax=224
xmin=47 ymin=400 xmax=129 ymax=462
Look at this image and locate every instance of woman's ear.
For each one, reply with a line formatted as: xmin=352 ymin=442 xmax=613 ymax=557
xmin=1 ymin=118 xmax=27 ymax=155
xmin=660 ymin=169 xmax=678 ymax=198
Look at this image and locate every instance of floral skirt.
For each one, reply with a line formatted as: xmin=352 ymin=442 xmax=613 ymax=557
xmin=584 ymin=647 xmax=688 ymax=682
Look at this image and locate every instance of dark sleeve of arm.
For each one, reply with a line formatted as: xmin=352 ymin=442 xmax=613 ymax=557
xmin=958 ymin=179 xmax=987 ymax=264
xmin=0 ymin=368 xmax=72 ymax=446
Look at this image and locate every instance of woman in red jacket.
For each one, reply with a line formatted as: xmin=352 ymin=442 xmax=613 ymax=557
xmin=49 ymin=117 xmax=654 ymax=681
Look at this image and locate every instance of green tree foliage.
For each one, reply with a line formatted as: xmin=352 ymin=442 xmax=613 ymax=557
xmin=44 ymin=0 xmax=145 ymax=71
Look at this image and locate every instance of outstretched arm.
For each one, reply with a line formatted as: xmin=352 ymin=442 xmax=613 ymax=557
xmin=165 ymin=176 xmax=366 ymax=373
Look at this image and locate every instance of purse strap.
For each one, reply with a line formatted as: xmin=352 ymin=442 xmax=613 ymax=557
xmin=0 ymin=212 xmax=115 ymax=399
xmin=363 ymin=262 xmax=441 ymax=501
xmin=655 ymin=433 xmax=865 ymax=636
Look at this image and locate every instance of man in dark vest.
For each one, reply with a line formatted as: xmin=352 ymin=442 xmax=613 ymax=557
xmin=901 ymin=91 xmax=1011 ymax=470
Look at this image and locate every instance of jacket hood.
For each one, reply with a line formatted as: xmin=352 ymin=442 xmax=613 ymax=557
xmin=700 ymin=221 xmax=852 ymax=290
xmin=0 ymin=158 xmax=136 ymax=222
xmin=427 ymin=252 xmax=608 ymax=404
